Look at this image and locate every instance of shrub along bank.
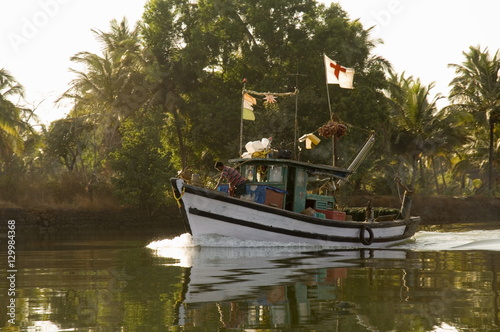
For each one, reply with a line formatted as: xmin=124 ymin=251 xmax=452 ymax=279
xmin=0 ymin=205 xmax=184 ymax=239
xmin=349 ymin=195 xmax=500 ymax=224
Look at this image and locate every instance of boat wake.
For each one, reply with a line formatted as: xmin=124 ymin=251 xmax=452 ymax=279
xmin=148 ymin=228 xmax=500 ymax=253
xmin=394 ymin=229 xmax=500 ymax=251
xmin=148 ymin=233 xmax=326 ymax=249
xmin=147 ymin=233 xmax=333 ymax=268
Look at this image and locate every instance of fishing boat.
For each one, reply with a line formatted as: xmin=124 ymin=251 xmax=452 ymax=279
xmin=171 ymin=133 xmax=420 ymax=247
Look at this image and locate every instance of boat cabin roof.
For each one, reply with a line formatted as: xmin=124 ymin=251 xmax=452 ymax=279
xmin=228 ymin=157 xmax=352 ymax=180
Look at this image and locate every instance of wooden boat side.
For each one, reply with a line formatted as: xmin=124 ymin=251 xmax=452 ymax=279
xmin=171 ymin=178 xmax=420 ymax=246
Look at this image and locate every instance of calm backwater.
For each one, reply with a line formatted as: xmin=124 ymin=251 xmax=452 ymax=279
xmin=1 ymin=223 xmax=500 ymax=331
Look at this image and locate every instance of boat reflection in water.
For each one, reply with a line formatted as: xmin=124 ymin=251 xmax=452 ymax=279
xmin=148 ymin=232 xmax=500 ymax=331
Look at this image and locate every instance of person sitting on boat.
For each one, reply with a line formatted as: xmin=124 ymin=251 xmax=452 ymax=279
xmin=214 ymin=161 xmax=247 ymax=197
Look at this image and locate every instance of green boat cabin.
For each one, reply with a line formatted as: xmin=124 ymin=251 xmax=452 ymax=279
xmin=227 ymin=158 xmax=352 ymax=219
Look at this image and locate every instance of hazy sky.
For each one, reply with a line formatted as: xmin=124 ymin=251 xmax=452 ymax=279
xmin=332 ymin=0 xmax=500 ymax=107
xmin=1 ymin=0 xmax=499 ymax=124
xmin=0 ymin=0 xmax=146 ymax=124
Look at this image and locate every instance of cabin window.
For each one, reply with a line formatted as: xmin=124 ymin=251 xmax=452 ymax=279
xmin=245 ymin=165 xmax=255 ymax=181
xmin=252 ymin=165 xmax=284 ymax=183
xmin=268 ymin=165 xmax=283 ymax=183
xmin=256 ymin=165 xmax=268 ymax=182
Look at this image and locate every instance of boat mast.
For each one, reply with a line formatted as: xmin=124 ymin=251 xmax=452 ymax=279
xmin=294 ymin=73 xmax=299 ymax=160
xmin=324 ymin=60 xmax=336 ymax=166
xmin=239 ymin=80 xmax=246 ymax=156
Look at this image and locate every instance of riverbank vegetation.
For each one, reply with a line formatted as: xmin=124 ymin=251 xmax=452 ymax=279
xmin=0 ymin=0 xmax=498 ymax=212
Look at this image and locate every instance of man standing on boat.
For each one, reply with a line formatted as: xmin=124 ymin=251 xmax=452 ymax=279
xmin=214 ymin=161 xmax=247 ymax=197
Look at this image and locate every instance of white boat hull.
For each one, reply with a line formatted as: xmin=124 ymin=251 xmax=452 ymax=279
xmin=171 ymin=179 xmax=420 ymax=247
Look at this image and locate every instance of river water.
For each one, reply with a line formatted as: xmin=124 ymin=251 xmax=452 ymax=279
xmin=1 ymin=223 xmax=500 ymax=331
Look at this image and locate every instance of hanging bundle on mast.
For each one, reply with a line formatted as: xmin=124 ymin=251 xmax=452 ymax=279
xmin=318 ymin=120 xmax=348 ymax=139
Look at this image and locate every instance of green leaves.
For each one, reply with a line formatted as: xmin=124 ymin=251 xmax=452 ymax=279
xmin=110 ymin=108 xmax=173 ymax=210
xmin=0 ymin=68 xmax=30 ymax=157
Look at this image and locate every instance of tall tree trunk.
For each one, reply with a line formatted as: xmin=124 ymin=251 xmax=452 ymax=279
xmin=172 ymin=106 xmax=188 ymax=170
xmin=410 ymin=157 xmax=419 ymax=190
xmin=418 ymin=157 xmax=426 ymax=190
xmin=488 ymin=118 xmax=494 ymax=192
xmin=164 ymin=89 xmax=188 ymax=170
xmin=431 ymin=156 xmax=441 ymax=195
xmin=439 ymin=158 xmax=447 ymax=192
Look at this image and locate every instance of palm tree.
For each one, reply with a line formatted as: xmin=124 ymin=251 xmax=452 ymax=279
xmin=448 ymin=46 xmax=500 ymax=193
xmin=386 ymin=72 xmax=447 ymax=191
xmin=60 ymin=18 xmax=151 ymax=161
xmin=0 ymin=68 xmax=26 ymax=157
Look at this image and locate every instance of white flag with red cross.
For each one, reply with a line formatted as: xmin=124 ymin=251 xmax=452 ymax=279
xmin=324 ymin=54 xmax=355 ymax=89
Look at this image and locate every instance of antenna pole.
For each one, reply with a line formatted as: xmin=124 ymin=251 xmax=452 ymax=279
xmin=291 ymin=67 xmax=306 ymax=160
xmin=239 ymin=80 xmax=247 ymax=156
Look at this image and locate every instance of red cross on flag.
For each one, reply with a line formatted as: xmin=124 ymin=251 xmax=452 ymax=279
xmin=324 ymin=54 xmax=355 ymax=89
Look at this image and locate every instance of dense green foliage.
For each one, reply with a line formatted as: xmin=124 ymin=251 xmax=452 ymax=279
xmin=110 ymin=108 xmax=171 ymax=212
xmin=0 ymin=0 xmax=498 ymax=209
